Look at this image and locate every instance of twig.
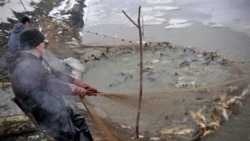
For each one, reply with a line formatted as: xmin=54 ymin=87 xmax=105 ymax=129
xmin=122 ymin=11 xmax=138 ymax=28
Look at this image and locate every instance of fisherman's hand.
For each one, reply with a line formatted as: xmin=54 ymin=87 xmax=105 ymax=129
xmin=86 ymin=91 xmax=98 ymax=96
xmin=69 ymin=84 xmax=87 ymax=98
xmin=85 ymin=85 xmax=98 ymax=94
xmin=74 ymin=79 xmax=99 ymax=93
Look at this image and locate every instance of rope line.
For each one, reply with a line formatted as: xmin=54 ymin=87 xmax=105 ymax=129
xmin=83 ymin=30 xmax=135 ymax=44
xmin=82 ymin=30 xmax=250 ymax=64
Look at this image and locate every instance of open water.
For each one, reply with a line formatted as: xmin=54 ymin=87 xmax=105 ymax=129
xmin=82 ymin=0 xmax=250 ymax=63
xmin=82 ymin=0 xmax=250 ymax=140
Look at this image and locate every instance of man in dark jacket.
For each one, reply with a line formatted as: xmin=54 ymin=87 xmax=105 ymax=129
xmin=8 ymin=28 xmax=98 ymax=141
xmin=8 ymin=16 xmax=31 ymax=54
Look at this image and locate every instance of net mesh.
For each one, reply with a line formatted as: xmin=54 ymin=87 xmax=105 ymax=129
xmin=78 ymin=43 xmax=249 ymax=141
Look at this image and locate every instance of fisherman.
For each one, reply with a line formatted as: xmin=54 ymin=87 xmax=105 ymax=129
xmin=7 ymin=28 xmax=98 ymax=141
xmin=8 ymin=16 xmax=32 ymax=54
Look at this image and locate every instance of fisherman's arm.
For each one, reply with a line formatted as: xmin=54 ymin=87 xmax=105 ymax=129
xmin=45 ymin=59 xmax=98 ymax=95
xmin=42 ymin=69 xmax=97 ymax=97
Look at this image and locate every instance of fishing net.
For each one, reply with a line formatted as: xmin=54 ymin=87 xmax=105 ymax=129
xmin=70 ymin=42 xmax=249 ymax=141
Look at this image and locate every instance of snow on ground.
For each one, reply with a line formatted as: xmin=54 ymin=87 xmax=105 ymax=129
xmin=0 ymin=0 xmax=41 ymax=23
xmin=0 ymin=0 xmax=87 ymax=24
xmin=48 ymin=0 xmax=78 ymax=20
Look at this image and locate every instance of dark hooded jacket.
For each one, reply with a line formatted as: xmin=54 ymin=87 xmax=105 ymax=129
xmin=8 ymin=52 xmax=74 ymax=98
xmin=7 ymin=52 xmax=89 ymax=140
xmin=8 ymin=23 xmax=27 ymax=54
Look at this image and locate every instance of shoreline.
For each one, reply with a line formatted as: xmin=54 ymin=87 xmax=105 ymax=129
xmin=0 ymin=0 xmax=87 ymax=81
xmin=0 ymin=0 xmax=86 ymax=48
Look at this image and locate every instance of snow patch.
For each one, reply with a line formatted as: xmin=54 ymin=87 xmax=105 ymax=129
xmin=62 ymin=57 xmax=86 ymax=73
xmin=49 ymin=0 xmax=78 ymax=20
xmin=143 ymin=15 xmax=166 ymax=25
xmin=166 ymin=19 xmax=193 ymax=29
xmin=153 ymin=6 xmax=180 ymax=11
xmin=146 ymin=0 xmax=175 ymax=4
xmin=209 ymin=24 xmax=225 ymax=28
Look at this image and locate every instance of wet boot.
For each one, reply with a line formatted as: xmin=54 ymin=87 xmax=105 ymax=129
xmin=74 ymin=129 xmax=81 ymax=141
xmin=74 ymin=128 xmax=90 ymax=141
xmin=83 ymin=131 xmax=93 ymax=141
xmin=68 ymin=106 xmax=93 ymax=141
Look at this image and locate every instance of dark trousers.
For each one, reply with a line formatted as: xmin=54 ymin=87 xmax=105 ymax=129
xmin=13 ymin=90 xmax=93 ymax=141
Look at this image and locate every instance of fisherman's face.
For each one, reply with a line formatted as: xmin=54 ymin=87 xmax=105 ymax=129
xmin=36 ymin=41 xmax=47 ymax=56
xmin=25 ymin=21 xmax=31 ymax=27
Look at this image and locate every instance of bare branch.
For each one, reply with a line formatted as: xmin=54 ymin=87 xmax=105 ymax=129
xmin=20 ymin=0 xmax=27 ymax=12
xmin=122 ymin=10 xmax=138 ymax=27
xmin=136 ymin=6 xmax=143 ymax=139
xmin=122 ymin=6 xmax=144 ymax=139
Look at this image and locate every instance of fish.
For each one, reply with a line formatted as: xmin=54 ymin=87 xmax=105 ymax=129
xmin=151 ymin=59 xmax=159 ymax=64
xmin=160 ymin=125 xmax=194 ymax=135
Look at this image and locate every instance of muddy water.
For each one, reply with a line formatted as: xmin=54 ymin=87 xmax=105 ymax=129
xmin=82 ymin=0 xmax=250 ymax=140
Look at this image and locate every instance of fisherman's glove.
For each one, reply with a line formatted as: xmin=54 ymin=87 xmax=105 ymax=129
xmin=74 ymin=79 xmax=98 ymax=95
xmin=69 ymin=84 xmax=87 ymax=98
